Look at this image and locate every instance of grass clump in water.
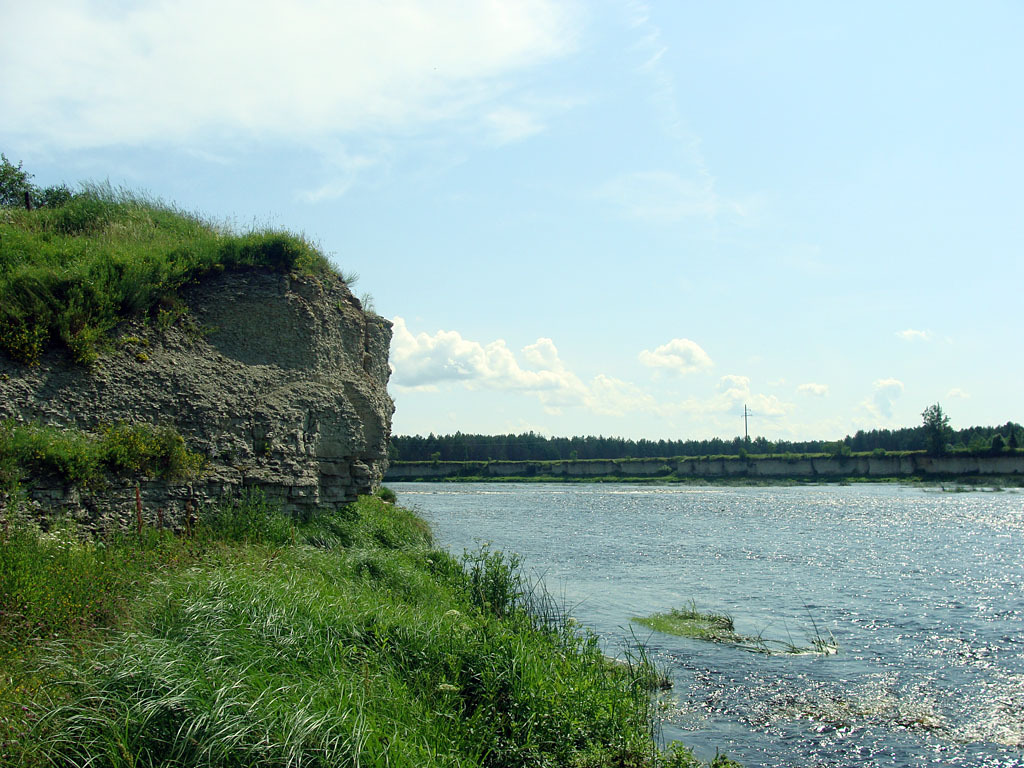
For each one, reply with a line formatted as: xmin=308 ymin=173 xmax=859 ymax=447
xmin=635 ymin=602 xmax=838 ymax=657
xmin=1 ymin=493 xmax=737 ymax=767
xmin=634 ymin=604 xmax=740 ymax=643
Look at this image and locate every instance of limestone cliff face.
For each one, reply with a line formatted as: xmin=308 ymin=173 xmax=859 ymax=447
xmin=0 ymin=269 xmax=393 ymax=520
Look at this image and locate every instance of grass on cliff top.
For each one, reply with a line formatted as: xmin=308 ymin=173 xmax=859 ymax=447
xmin=0 ymin=492 xmax=738 ymax=768
xmin=0 ymin=184 xmax=343 ymax=365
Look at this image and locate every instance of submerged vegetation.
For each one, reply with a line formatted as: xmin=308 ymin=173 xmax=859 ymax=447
xmin=0 ymin=492 xmax=738 ymax=767
xmin=634 ymin=604 xmax=838 ymax=657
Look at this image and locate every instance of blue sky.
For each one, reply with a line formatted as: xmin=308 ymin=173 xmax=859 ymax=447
xmin=2 ymin=1 xmax=1021 ymax=441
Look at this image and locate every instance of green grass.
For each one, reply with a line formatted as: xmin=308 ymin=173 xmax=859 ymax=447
xmin=634 ymin=605 xmax=739 ymax=643
xmin=0 ymin=184 xmax=338 ymax=365
xmin=634 ymin=603 xmax=838 ymax=657
xmin=0 ymin=494 xmax=738 ymax=767
xmin=0 ymin=420 xmax=205 ymax=491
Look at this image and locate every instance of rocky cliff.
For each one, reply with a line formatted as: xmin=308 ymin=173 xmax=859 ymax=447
xmin=0 ymin=268 xmax=393 ymax=524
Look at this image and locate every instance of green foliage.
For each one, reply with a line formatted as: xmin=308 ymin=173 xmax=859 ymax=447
xmin=374 ymin=484 xmax=397 ymax=503
xmin=635 ymin=604 xmax=736 ymax=642
xmin=199 ymin=487 xmax=293 ymax=546
xmin=0 ymin=420 xmax=204 ymax=491
xmin=0 ymin=517 xmax=187 ymax=645
xmin=0 ymin=154 xmax=73 ymax=209
xmin=393 ymin=419 xmax=1024 ymax=463
xmin=0 ymin=177 xmax=340 ymax=365
xmin=922 ymin=403 xmax=952 ymax=457
xmin=0 ymin=494 xmax=728 ymax=767
xmin=635 ymin=603 xmax=838 ymax=657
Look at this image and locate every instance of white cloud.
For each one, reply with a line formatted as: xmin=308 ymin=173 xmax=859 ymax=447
xmin=797 ymin=382 xmax=829 ymax=397
xmin=639 ymin=337 xmax=713 ymax=374
xmin=896 ymin=329 xmax=931 ymax=342
xmin=947 ymin=388 xmax=970 ymax=399
xmin=391 ymin=318 xmax=802 ymax=433
xmin=595 ymin=171 xmax=730 ymax=222
xmin=584 ymin=375 xmax=659 ymax=416
xmin=483 ymin=107 xmax=546 ymax=145
xmin=664 ymin=375 xmax=791 ymax=420
xmin=0 ymin=0 xmax=578 ymax=150
xmin=389 ymin=317 xmax=583 ymax=395
xmin=712 ymin=375 xmax=790 ymax=417
xmin=864 ymin=378 xmax=904 ymax=419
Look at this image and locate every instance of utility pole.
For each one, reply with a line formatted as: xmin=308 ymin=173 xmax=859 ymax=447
xmin=743 ymin=404 xmax=751 ymax=442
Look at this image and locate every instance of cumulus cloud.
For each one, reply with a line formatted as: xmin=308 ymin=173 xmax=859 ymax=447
xmin=797 ymin=382 xmax=829 ymax=397
xmin=947 ymin=388 xmax=970 ymax=399
xmin=864 ymin=378 xmax=905 ymax=419
xmin=638 ymin=338 xmax=713 ymax=374
xmin=391 ymin=317 xmax=668 ymax=419
xmin=0 ymin=0 xmax=577 ymax=150
xmin=896 ymin=329 xmax=931 ymax=342
xmin=389 ymin=317 xmax=583 ymax=397
xmin=390 ymin=319 xmax=800 ymax=428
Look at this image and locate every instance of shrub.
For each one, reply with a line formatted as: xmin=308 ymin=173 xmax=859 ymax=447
xmin=375 ymin=485 xmax=397 ymax=503
xmin=0 ymin=420 xmax=203 ymax=492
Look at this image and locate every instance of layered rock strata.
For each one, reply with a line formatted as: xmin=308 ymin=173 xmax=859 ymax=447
xmin=0 ymin=269 xmax=393 ymax=526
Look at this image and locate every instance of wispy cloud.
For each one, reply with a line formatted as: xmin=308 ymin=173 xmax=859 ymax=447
xmin=482 ymin=107 xmax=546 ymax=145
xmin=0 ymin=0 xmax=578 ymax=151
xmin=638 ymin=337 xmax=713 ymax=374
xmin=896 ymin=329 xmax=931 ymax=342
xmin=714 ymin=375 xmax=790 ymax=417
xmin=947 ymin=388 xmax=970 ymax=399
xmin=592 ymin=4 xmax=752 ymax=227
xmin=797 ymin=382 xmax=829 ymax=397
xmin=595 ymin=171 xmax=736 ymax=222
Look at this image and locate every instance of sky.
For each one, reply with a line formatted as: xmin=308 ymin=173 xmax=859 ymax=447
xmin=2 ymin=1 xmax=1021 ymax=442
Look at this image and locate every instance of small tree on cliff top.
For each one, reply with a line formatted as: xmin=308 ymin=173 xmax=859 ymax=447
xmin=922 ymin=403 xmax=952 ymax=456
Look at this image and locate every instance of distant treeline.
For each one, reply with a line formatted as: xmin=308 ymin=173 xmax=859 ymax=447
xmin=390 ymin=423 xmax=1023 ymax=462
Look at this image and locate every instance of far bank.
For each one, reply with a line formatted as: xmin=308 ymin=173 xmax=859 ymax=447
xmin=385 ymin=453 xmax=1024 ymax=484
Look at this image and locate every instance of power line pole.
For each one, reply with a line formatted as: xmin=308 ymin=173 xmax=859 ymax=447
xmin=743 ymin=404 xmax=751 ymax=442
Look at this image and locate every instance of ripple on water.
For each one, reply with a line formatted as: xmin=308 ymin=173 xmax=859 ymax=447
xmin=396 ymin=482 xmax=1024 ymax=767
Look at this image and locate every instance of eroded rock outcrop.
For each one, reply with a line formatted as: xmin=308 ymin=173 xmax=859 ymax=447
xmin=0 ymin=269 xmax=393 ymax=523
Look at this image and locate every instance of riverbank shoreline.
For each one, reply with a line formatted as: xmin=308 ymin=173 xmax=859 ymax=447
xmin=386 ymin=454 xmax=1024 ymax=485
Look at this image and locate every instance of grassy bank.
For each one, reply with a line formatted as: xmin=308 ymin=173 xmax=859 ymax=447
xmin=0 ymin=184 xmax=342 ymax=366
xmin=0 ymin=493 xmax=737 ymax=767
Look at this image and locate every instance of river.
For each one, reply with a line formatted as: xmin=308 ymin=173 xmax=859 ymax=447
xmin=390 ymin=482 xmax=1024 ymax=768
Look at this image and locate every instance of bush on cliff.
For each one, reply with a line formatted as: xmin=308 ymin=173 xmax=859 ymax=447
xmin=0 ymin=180 xmax=339 ymax=365
xmin=0 ymin=420 xmax=204 ymax=492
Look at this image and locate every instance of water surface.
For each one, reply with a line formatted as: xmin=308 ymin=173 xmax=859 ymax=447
xmin=392 ymin=482 xmax=1024 ymax=768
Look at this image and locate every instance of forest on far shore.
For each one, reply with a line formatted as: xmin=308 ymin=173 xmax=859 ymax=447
xmin=391 ymin=420 xmax=1022 ymax=463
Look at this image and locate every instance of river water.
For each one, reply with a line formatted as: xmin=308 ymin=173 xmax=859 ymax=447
xmin=390 ymin=482 xmax=1024 ymax=768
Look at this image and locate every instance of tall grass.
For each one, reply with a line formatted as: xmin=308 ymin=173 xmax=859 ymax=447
xmin=0 ymin=420 xmax=204 ymax=491
xmin=0 ymin=494 xmax=737 ymax=767
xmin=0 ymin=185 xmax=336 ymax=364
